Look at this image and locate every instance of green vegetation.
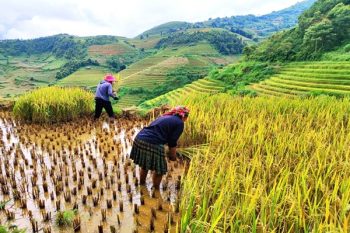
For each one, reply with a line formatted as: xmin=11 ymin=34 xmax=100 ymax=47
xmin=209 ymin=61 xmax=277 ymax=95
xmin=140 ymin=78 xmax=226 ymax=109
xmin=0 ymin=226 xmax=26 ymax=233
xmin=139 ymin=21 xmax=192 ymax=37
xmin=0 ymin=55 xmax=65 ymax=98
xmin=156 ymin=30 xmax=245 ymax=55
xmin=0 ymin=34 xmax=120 ymax=59
xmin=13 ymin=87 xmax=93 ymax=123
xmin=128 ymin=35 xmax=163 ymax=49
xmin=0 ymin=200 xmax=10 ymax=210
xmin=198 ymin=0 xmax=316 ymax=40
xmin=87 ymin=39 xmax=140 ymax=65
xmin=115 ymin=43 xmax=231 ymax=108
xmin=141 ymin=0 xmax=314 ymax=41
xmin=176 ymin=93 xmax=350 ymax=232
xmin=56 ymin=59 xmax=99 ymax=79
xmin=249 ymin=61 xmax=350 ymax=97
xmin=105 ymin=49 xmax=155 ymax=72
xmin=57 ymin=67 xmax=109 ymax=89
xmin=0 ymin=34 xmax=86 ymax=59
xmin=56 ymin=210 xmax=77 ymax=227
xmin=321 ymin=42 xmax=350 ymax=61
xmin=246 ymin=0 xmax=350 ymax=61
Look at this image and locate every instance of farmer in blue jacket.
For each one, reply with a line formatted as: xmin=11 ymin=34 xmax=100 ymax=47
xmin=94 ymin=74 xmax=119 ymax=120
xmin=130 ymin=106 xmax=190 ymax=189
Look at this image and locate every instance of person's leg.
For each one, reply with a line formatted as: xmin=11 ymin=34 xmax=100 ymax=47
xmin=152 ymin=173 xmax=163 ymax=190
xmin=104 ymin=100 xmax=115 ymax=119
xmin=94 ymin=99 xmax=103 ymax=120
xmin=140 ymin=168 xmax=148 ymax=185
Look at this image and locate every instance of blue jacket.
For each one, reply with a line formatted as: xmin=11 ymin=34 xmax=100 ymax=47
xmin=136 ymin=115 xmax=184 ymax=147
xmin=95 ymin=81 xmax=116 ymax=102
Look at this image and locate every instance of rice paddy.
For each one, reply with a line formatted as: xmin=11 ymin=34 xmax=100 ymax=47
xmin=171 ymin=93 xmax=350 ymax=232
xmin=0 ymin=55 xmax=65 ymax=98
xmin=87 ymin=42 xmax=137 ymax=64
xmin=250 ymin=61 xmax=350 ymax=97
xmin=0 ymin=111 xmax=187 ymax=233
xmin=3 ymin=81 xmax=350 ymax=233
xmin=56 ymin=67 xmax=109 ymax=90
xmin=13 ymin=87 xmax=94 ymax=123
xmin=141 ymin=78 xmax=226 ymax=108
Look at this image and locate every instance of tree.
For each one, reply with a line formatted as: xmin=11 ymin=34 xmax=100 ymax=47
xmin=303 ymin=19 xmax=336 ymax=55
xmin=327 ymin=3 xmax=350 ymax=41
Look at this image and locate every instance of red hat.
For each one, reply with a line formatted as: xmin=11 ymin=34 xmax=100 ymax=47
xmin=104 ymin=74 xmax=116 ymax=82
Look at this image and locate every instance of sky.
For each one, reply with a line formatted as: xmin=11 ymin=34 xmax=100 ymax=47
xmin=0 ymin=0 xmax=302 ymax=40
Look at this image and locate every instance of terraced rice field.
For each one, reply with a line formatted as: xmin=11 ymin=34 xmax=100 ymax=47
xmin=250 ymin=61 xmax=350 ymax=97
xmin=116 ymin=94 xmax=144 ymax=109
xmin=88 ymin=43 xmax=134 ymax=56
xmin=127 ymin=36 xmax=163 ymax=49
xmin=116 ymin=46 xmax=216 ymax=108
xmin=0 ymin=55 xmax=64 ymax=97
xmin=57 ymin=67 xmax=109 ymax=90
xmin=88 ymin=42 xmax=136 ymax=64
xmin=119 ymin=43 xmax=224 ymax=86
xmin=121 ymin=57 xmax=189 ymax=89
xmin=141 ymin=78 xmax=226 ymax=108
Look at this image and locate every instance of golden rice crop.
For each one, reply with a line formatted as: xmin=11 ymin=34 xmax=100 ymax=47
xmin=13 ymin=87 xmax=94 ymax=123
xmin=176 ymin=94 xmax=350 ymax=232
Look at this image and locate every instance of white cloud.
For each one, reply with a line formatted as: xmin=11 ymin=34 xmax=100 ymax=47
xmin=0 ymin=0 xmax=303 ymax=39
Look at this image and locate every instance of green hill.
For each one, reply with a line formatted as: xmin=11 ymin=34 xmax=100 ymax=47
xmin=226 ymin=0 xmax=350 ymax=99
xmin=0 ymin=54 xmax=66 ymax=97
xmin=116 ymin=41 xmax=239 ymax=108
xmin=155 ymin=29 xmax=245 ymax=55
xmin=138 ymin=21 xmax=192 ymax=37
xmin=56 ymin=66 xmax=108 ymax=89
xmin=200 ymin=0 xmax=316 ymax=41
xmin=249 ymin=61 xmax=350 ymax=97
xmin=127 ymin=35 xmax=164 ymax=49
xmin=139 ymin=1 xmax=315 ymax=41
xmin=87 ymin=40 xmax=137 ymax=64
xmin=140 ymin=78 xmax=226 ymax=108
xmin=245 ymin=0 xmax=350 ymax=61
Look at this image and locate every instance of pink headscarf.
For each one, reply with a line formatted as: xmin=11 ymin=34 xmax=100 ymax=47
xmin=163 ymin=106 xmax=190 ymax=118
xmin=104 ymin=74 xmax=116 ymax=82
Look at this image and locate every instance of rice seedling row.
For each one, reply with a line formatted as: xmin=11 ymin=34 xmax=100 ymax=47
xmin=274 ymin=74 xmax=350 ymax=85
xmin=269 ymin=77 xmax=350 ymax=91
xmin=249 ymin=84 xmax=299 ymax=97
xmin=251 ymin=61 xmax=350 ymax=97
xmin=0 ymin=111 xmax=186 ymax=233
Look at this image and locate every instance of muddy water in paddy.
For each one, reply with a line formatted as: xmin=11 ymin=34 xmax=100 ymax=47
xmin=0 ymin=111 xmax=186 ymax=233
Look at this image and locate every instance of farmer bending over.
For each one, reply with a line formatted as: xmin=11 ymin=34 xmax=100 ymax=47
xmin=130 ymin=106 xmax=189 ymax=189
xmin=94 ymin=74 xmax=119 ymax=120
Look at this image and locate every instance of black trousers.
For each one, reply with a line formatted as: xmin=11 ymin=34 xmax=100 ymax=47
xmin=94 ymin=98 xmax=114 ymax=119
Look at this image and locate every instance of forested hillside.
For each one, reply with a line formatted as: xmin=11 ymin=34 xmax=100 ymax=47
xmin=156 ymin=29 xmax=245 ymax=55
xmin=139 ymin=0 xmax=316 ymax=41
xmin=0 ymin=34 xmax=120 ymax=59
xmin=245 ymin=0 xmax=350 ymax=61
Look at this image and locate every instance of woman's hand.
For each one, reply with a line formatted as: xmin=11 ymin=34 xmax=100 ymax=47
xmin=168 ymin=147 xmax=177 ymax=161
